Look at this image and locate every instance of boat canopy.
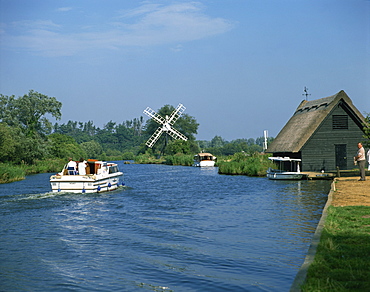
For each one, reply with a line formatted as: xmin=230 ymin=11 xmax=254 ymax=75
xmin=195 ymin=153 xmax=215 ymax=157
xmin=268 ymin=157 xmax=301 ymax=162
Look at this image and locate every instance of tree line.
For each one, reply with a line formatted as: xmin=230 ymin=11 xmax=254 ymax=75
xmin=0 ymin=91 xmax=275 ymax=165
xmin=2 ymin=90 xmax=369 ymax=168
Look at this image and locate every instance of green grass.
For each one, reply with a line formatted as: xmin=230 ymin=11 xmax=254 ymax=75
xmin=302 ymin=206 xmax=370 ymax=291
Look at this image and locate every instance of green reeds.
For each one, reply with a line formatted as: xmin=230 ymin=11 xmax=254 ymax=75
xmin=0 ymin=158 xmax=65 ymax=184
xmin=164 ymin=154 xmax=193 ymax=166
xmin=0 ymin=164 xmax=25 ymax=183
xmin=20 ymin=158 xmax=65 ymax=175
xmin=218 ymin=154 xmax=274 ymax=176
xmin=135 ymin=153 xmax=165 ymax=164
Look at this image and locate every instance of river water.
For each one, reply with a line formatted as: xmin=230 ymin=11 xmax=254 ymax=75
xmin=0 ymin=162 xmax=331 ymax=291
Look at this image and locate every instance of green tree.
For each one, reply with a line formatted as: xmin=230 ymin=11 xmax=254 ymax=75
xmin=48 ymin=133 xmax=86 ymax=160
xmin=0 ymin=123 xmax=17 ymax=162
xmin=0 ymin=90 xmax=62 ymax=137
xmin=165 ymin=139 xmax=191 ymax=155
xmin=210 ymin=135 xmax=226 ymax=148
xmin=80 ymin=140 xmax=103 ymax=159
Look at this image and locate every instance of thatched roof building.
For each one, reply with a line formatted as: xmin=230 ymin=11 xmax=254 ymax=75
xmin=266 ymin=90 xmax=366 ymax=171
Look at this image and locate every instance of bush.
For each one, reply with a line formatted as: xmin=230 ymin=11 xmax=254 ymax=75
xmin=122 ymin=152 xmax=135 ymax=160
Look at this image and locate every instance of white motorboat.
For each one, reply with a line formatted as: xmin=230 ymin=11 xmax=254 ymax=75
xmin=50 ymin=160 xmax=123 ymax=193
xmin=266 ymin=157 xmax=308 ymax=180
xmin=193 ymin=153 xmax=217 ymax=167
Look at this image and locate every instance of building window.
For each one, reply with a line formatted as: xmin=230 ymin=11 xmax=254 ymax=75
xmin=332 ymin=115 xmax=348 ymax=130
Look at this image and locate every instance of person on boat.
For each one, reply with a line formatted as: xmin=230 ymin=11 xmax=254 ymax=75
xmin=354 ymin=142 xmax=366 ymax=181
xmin=67 ymin=158 xmax=77 ymax=175
xmin=78 ymin=158 xmax=88 ymax=175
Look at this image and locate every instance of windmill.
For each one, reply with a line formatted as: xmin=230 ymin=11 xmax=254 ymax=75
xmin=143 ymin=104 xmax=188 ymax=148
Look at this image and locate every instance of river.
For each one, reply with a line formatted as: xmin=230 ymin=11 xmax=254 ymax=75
xmin=0 ymin=162 xmax=331 ymax=291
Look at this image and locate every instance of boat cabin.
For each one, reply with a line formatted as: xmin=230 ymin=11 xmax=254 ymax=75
xmin=193 ymin=153 xmax=217 ymax=167
xmin=63 ymin=159 xmax=120 ymax=175
xmin=268 ymin=157 xmax=302 ymax=173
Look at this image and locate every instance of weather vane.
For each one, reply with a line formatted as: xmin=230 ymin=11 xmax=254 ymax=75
xmin=302 ymin=87 xmax=311 ymax=101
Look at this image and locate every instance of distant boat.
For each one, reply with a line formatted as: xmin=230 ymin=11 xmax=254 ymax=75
xmin=266 ymin=157 xmax=308 ymax=180
xmin=50 ymin=160 xmax=123 ymax=193
xmin=193 ymin=153 xmax=217 ymax=167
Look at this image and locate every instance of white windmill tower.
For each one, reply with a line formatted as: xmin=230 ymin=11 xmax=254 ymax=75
xmin=143 ymin=104 xmax=188 ymax=148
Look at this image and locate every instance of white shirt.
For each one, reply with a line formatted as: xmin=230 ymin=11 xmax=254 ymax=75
xmin=357 ymin=147 xmax=365 ymax=161
xmin=78 ymin=161 xmax=87 ymax=175
xmin=67 ymin=160 xmax=77 ymax=169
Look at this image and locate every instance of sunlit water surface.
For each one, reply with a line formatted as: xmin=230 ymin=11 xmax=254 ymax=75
xmin=0 ymin=163 xmax=331 ymax=291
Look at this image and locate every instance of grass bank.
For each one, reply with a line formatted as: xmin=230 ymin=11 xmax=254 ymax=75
xmin=302 ymin=205 xmax=370 ymax=291
xmin=218 ymin=154 xmax=275 ymax=176
xmin=0 ymin=158 xmax=65 ymax=184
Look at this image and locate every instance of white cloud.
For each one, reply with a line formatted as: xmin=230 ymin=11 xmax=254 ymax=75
xmin=2 ymin=2 xmax=234 ymax=57
xmin=56 ymin=7 xmax=73 ymax=12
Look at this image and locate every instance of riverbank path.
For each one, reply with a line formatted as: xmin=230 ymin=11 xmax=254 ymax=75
xmin=332 ymin=177 xmax=370 ymax=206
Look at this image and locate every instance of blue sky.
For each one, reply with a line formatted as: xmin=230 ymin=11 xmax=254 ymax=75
xmin=1 ymin=0 xmax=369 ymax=141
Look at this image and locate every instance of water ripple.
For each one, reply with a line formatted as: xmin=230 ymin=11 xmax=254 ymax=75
xmin=0 ymin=163 xmax=330 ymax=291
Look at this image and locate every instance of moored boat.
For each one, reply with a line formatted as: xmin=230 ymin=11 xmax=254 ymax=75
xmin=193 ymin=153 xmax=217 ymax=167
xmin=50 ymin=159 xmax=123 ymax=193
xmin=266 ymin=157 xmax=308 ymax=180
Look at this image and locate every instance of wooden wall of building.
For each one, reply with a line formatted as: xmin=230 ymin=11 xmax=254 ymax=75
xmin=301 ymin=104 xmax=364 ymax=171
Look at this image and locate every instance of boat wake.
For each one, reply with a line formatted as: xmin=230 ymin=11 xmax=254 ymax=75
xmin=17 ymin=191 xmax=69 ymax=200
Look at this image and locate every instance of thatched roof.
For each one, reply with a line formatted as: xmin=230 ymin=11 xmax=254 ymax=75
xmin=266 ymin=90 xmax=366 ymax=153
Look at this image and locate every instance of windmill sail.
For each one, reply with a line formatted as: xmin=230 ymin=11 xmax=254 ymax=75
xmin=146 ymin=127 xmax=164 ymax=148
xmin=143 ymin=107 xmax=166 ymax=125
xmin=143 ymin=104 xmax=188 ymax=148
xmin=167 ymin=126 xmax=188 ymax=141
xmin=168 ymin=104 xmax=186 ymax=125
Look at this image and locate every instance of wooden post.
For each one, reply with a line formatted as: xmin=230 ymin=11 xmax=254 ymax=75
xmin=336 ymin=166 xmax=340 ymax=178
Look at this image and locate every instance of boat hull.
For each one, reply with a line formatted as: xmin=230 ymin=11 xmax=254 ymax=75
xmin=193 ymin=160 xmax=216 ymax=167
xmin=266 ymin=171 xmax=307 ymax=180
xmin=50 ymin=173 xmax=123 ymax=193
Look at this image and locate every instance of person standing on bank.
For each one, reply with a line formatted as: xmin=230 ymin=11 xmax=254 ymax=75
xmin=354 ymin=142 xmax=366 ymax=181
xmin=367 ymin=148 xmax=370 ymax=171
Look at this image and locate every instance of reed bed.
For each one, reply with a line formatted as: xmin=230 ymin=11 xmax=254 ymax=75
xmin=0 ymin=164 xmax=25 ymax=183
xmin=218 ymin=154 xmax=274 ymax=176
xmin=135 ymin=153 xmax=165 ymax=164
xmin=164 ymin=154 xmax=193 ymax=166
xmin=0 ymin=158 xmax=65 ymax=184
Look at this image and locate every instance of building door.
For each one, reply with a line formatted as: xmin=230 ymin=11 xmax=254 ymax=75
xmin=335 ymin=144 xmax=347 ymax=170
